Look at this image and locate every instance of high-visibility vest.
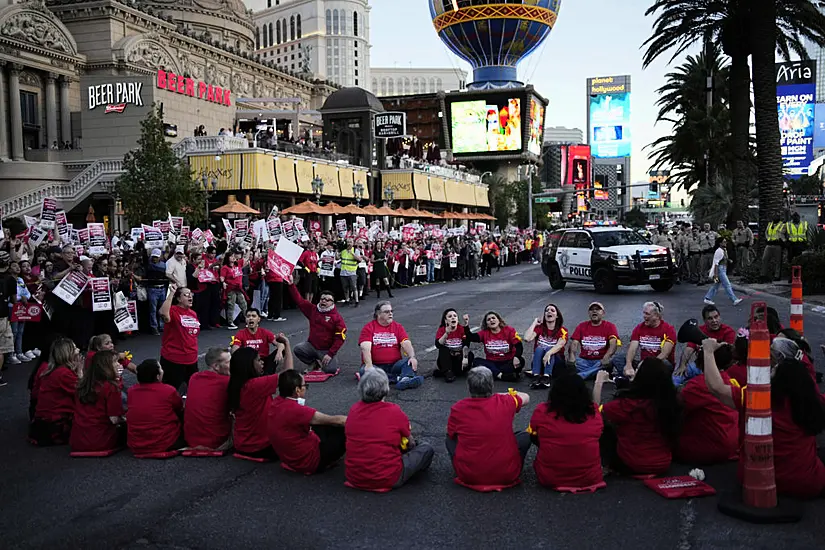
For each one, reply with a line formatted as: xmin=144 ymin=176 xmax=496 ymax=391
xmin=537 ymin=234 xmax=544 ymax=246
xmin=766 ymin=222 xmax=784 ymax=241
xmin=482 ymin=243 xmax=490 ymax=255
xmin=787 ymin=221 xmax=808 ymax=243
xmin=341 ymin=249 xmax=358 ymax=271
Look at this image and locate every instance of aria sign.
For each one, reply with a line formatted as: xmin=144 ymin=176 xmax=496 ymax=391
xmin=374 ymin=112 xmax=407 ymax=139
xmin=156 ymin=69 xmax=232 ymax=107
xmin=87 ymin=82 xmax=144 ymax=113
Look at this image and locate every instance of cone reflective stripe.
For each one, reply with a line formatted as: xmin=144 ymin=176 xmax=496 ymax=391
xmin=790 ymin=266 xmax=803 ymax=334
xmin=743 ymin=301 xmax=777 ymax=509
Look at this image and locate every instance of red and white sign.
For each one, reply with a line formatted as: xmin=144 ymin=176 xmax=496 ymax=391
xmin=53 ymin=270 xmax=89 ymax=305
xmin=156 ymin=69 xmax=232 ymax=107
xmin=11 ymin=302 xmax=42 ymax=322
xmin=40 ymin=198 xmax=58 ymax=229
xmin=90 ymin=277 xmax=112 ymax=312
xmin=88 ymin=223 xmax=107 ymax=255
xmin=267 ymin=237 xmax=303 ymax=279
xmin=197 ymin=267 xmax=217 ymax=283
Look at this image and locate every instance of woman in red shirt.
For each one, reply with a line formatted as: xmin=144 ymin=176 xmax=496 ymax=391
xmin=159 ymin=284 xmax=200 ymax=393
xmin=599 ymin=358 xmax=680 ymax=475
xmin=127 ymin=359 xmax=184 ymax=455
xmin=464 ymin=311 xmax=525 ymax=382
xmin=70 ymin=350 xmax=126 ymax=452
xmin=30 ymin=338 xmax=82 ymax=445
xmin=228 ymin=336 xmax=294 ymax=459
xmin=528 ymin=374 xmax=604 ymax=490
xmin=220 ymin=251 xmax=247 ymax=330
xmin=86 ymin=333 xmax=136 ymax=374
xmin=524 ymin=303 xmax=568 ymax=389
xmin=435 ymin=308 xmax=469 ymax=383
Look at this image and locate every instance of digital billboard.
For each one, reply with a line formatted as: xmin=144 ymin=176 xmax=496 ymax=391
xmin=559 ymin=145 xmax=568 ymax=187
xmin=593 ymin=174 xmax=608 ymax=200
xmin=776 ymin=61 xmax=816 ymax=178
xmin=449 ymin=96 xmax=522 ymax=154
xmin=815 ymin=103 xmax=825 ymax=148
xmin=527 ymin=96 xmax=546 ymax=156
xmin=589 ymin=92 xmax=631 ymax=158
xmin=567 ymin=144 xmax=591 ymax=191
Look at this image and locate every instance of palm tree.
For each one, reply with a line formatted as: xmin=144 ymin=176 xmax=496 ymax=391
xmin=690 ymin=175 xmax=758 ymax=227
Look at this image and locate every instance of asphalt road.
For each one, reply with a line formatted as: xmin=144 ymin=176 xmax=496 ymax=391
xmin=2 ymin=264 xmax=824 ymax=550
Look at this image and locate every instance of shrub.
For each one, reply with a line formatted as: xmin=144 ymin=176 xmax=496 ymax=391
xmin=793 ymin=251 xmax=825 ymax=295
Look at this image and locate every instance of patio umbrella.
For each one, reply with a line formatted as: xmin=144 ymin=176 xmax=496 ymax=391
xmin=211 ymin=200 xmax=261 ymax=215
xmin=282 ymin=201 xmax=324 ymax=215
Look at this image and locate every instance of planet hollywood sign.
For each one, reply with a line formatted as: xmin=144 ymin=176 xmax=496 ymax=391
xmin=156 ymin=69 xmax=232 ymax=106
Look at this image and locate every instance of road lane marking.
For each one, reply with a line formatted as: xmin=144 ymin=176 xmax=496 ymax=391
xmin=510 ymin=270 xmax=525 ymax=276
xmin=413 ymin=291 xmax=448 ymax=303
xmin=550 ymin=290 xmax=560 ymax=295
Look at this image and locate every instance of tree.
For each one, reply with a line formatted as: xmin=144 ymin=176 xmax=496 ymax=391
xmin=787 ymin=174 xmax=824 ymax=196
xmin=507 ymin=178 xmax=550 ymax=230
xmin=115 ymin=104 xmax=206 ymax=226
xmin=623 ymin=207 xmax=648 ymax=229
xmin=689 ymin=175 xmax=757 ymax=227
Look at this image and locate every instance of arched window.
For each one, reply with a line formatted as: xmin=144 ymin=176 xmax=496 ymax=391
xmin=269 ymin=22 xmax=273 ymax=45
xmin=372 ymin=78 xmax=378 ymax=92
xmin=412 ymin=78 xmax=419 ymax=94
xmin=326 ymin=9 xmax=331 ymax=35
xmin=258 ymin=26 xmax=263 ymax=48
xmin=297 ymin=14 xmax=302 ymax=38
xmin=333 ymin=9 xmax=339 ymax=35
xmin=290 ymin=15 xmax=295 ymax=41
xmin=436 ymin=78 xmax=443 ymax=90
xmin=380 ymin=78 xmax=386 ymax=95
xmin=276 ymin=20 xmax=281 ymax=44
xmin=354 ymin=12 xmax=359 ymax=37
xmin=387 ymin=78 xmax=394 ymax=95
xmin=429 ymin=78 xmax=435 ymax=92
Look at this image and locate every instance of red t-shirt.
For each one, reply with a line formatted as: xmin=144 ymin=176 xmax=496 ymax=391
xmin=161 ymin=305 xmax=200 ymax=364
xmin=35 ymin=367 xmax=78 ymax=421
xmin=435 ymin=326 xmax=465 ymax=352
xmin=233 ymin=327 xmax=276 ymax=358
xmin=126 ymin=382 xmax=183 ymax=454
xmin=731 ymin=385 xmax=825 ymax=498
xmin=726 ymin=362 xmax=747 ymax=386
xmin=447 ymin=393 xmax=524 ymax=491
xmin=571 ymin=321 xmax=619 ymax=360
xmin=85 ymin=350 xmax=131 ymax=371
xmin=203 ymin=257 xmax=222 ymax=284
xmin=233 ymin=374 xmax=279 ymax=453
xmin=267 ymin=396 xmax=321 ymax=474
xmin=70 ymin=381 xmax=124 ymax=452
xmin=630 ymin=321 xmax=677 ymax=363
xmin=602 ymin=397 xmax=672 ymax=474
xmin=345 ymin=400 xmax=410 ymax=491
xmin=359 ymin=320 xmax=409 ymax=365
xmin=677 ymin=373 xmax=738 ymax=464
xmin=533 ymin=324 xmax=568 ymax=354
xmin=220 ymin=265 xmax=243 ymax=291
xmin=299 ymin=250 xmax=319 ymax=273
xmin=184 ymin=371 xmax=230 ymax=449
xmin=528 ymin=403 xmax=604 ymax=489
xmin=686 ymin=323 xmax=736 ymax=351
xmin=477 ymin=326 xmax=520 ymax=362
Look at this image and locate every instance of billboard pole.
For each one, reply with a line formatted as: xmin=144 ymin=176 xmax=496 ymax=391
xmin=704 ymin=31 xmax=714 ymax=187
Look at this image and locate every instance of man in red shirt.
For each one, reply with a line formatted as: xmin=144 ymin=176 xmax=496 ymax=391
xmin=286 ymin=275 xmax=346 ymax=374
xmin=567 ymin=302 xmax=619 ymax=380
xmin=184 ymin=347 xmax=232 ymax=450
xmin=231 ymin=309 xmax=283 ymax=374
xmin=267 ymin=370 xmax=348 ymax=474
xmin=447 ymin=367 xmax=531 ymax=491
xmin=619 ymin=301 xmax=677 ymax=379
xmin=358 ymin=301 xmax=423 ymax=391
xmin=673 ymin=304 xmax=736 ymax=385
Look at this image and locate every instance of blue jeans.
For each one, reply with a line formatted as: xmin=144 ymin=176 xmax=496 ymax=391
xmin=672 ymin=362 xmax=702 ymax=386
xmin=148 ymin=287 xmax=166 ymax=331
xmin=11 ymin=321 xmax=23 ymax=354
xmin=575 ymin=358 xmax=604 ymax=380
xmin=611 ymin=354 xmax=673 ymax=374
xmin=426 ymin=259 xmax=435 ymax=282
xmin=531 ymin=346 xmax=564 ymax=376
xmin=259 ymin=282 xmax=270 ymax=313
xmin=704 ymin=265 xmax=738 ymax=304
xmin=473 ymin=357 xmax=521 ymax=378
xmin=360 ymin=358 xmax=415 ymax=381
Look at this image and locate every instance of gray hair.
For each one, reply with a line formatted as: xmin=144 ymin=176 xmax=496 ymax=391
xmin=204 ymin=347 xmax=228 ymax=368
xmin=374 ymin=300 xmax=392 ymax=320
xmin=643 ymin=301 xmax=663 ymax=317
xmin=358 ymin=368 xmax=390 ymax=403
xmin=771 ymin=337 xmax=801 ymax=364
xmin=467 ymin=366 xmax=494 ymax=398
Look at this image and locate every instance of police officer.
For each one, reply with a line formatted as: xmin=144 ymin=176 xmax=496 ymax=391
xmin=688 ymin=225 xmax=702 ymax=284
xmin=698 ymin=223 xmax=718 ymax=285
xmin=652 ymin=225 xmax=674 ymax=250
xmin=732 ymin=220 xmax=754 ymax=274
xmin=761 ymin=214 xmax=786 ymax=282
xmin=674 ymin=225 xmax=691 ymax=282
xmin=786 ymin=211 xmax=809 ymax=273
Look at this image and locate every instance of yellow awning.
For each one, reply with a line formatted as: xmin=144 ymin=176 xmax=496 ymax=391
xmin=339 ymin=167 xmax=355 ymax=198
xmin=275 ymin=157 xmax=297 ymax=192
xmin=381 ymin=172 xmax=414 ymax=201
xmin=413 ymin=172 xmax=431 ymax=201
xmin=474 ymin=184 xmax=490 ymax=207
xmin=429 ymin=177 xmax=447 ymax=203
xmin=314 ymin=163 xmax=341 ymax=197
xmin=190 ymin=153 xmax=265 ymax=191
xmin=248 ymin=153 xmax=277 ymax=191
xmin=445 ymin=179 xmax=475 ymax=206
xmin=294 ymin=159 xmax=314 ymax=194
xmin=353 ymin=168 xmax=370 ymax=200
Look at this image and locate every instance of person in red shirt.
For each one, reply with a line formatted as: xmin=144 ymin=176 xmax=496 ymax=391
xmin=231 ymin=309 xmax=283 ymax=374
xmin=673 ymin=305 xmax=736 ymax=385
xmin=345 ymin=368 xmax=434 ymax=491
xmin=725 ymin=333 xmax=749 ymax=386
xmin=286 ymin=275 xmax=346 ymax=374
xmin=126 ymin=359 xmax=185 ymax=455
xmin=358 ymin=301 xmax=423 ymax=391
xmin=597 ymin=358 xmax=680 ymax=475
xmin=85 ymin=333 xmax=136 ymax=374
xmin=464 ymin=311 xmax=525 ymax=382
xmin=70 ymin=350 xmax=126 ymax=452
xmin=702 ymin=340 xmax=825 ymax=499
xmin=29 ymin=338 xmax=82 ymax=445
xmin=775 ymin=328 xmax=818 ymax=383
xmin=676 ymin=343 xmax=738 ymax=464
xmin=267 ymin=370 xmax=348 ymax=475
xmin=228 ymin=335 xmax=294 ymax=459
xmin=159 ymin=284 xmax=201 ymax=393
xmin=446 ymin=367 xmax=531 ymax=491
xmin=201 ymin=246 xmax=223 ymax=328
xmin=434 ymin=308 xmax=470 ymax=383
xmin=619 ymin=301 xmax=677 ymax=379
xmin=184 ymin=347 xmax=232 ymax=451
xmin=264 ymin=249 xmax=287 ymax=323
xmin=220 ymin=251 xmax=247 ymax=330
xmin=527 ymin=374 xmax=604 ymax=490
xmin=298 ymin=243 xmax=320 ymax=303
xmin=568 ymin=302 xmax=619 ymax=380
xmin=523 ymin=303 xmax=568 ymax=389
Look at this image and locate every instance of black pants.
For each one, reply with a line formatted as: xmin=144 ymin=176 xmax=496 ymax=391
xmin=193 ymin=290 xmax=210 ymax=328
xmin=205 ymin=284 xmax=222 ymax=326
xmin=437 ymin=348 xmax=470 ymax=377
xmin=240 ymin=446 xmax=279 ymax=460
xmin=268 ymin=281 xmax=283 ymax=318
xmin=315 ymin=424 xmax=347 ymax=472
xmin=160 ymin=356 xmax=198 ymax=394
xmin=482 ymin=254 xmax=495 ymax=276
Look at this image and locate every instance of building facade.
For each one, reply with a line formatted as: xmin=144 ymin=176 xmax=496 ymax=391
xmin=544 ymin=126 xmax=583 ymax=145
xmin=252 ymin=0 xmax=370 ymax=88
xmin=370 ymin=67 xmax=467 ymax=97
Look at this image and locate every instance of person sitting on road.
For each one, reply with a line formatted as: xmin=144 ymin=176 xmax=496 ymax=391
xmin=344 ymin=368 xmax=434 ymax=492
xmin=675 ymin=342 xmax=738 ymax=465
xmin=126 ymin=359 xmax=185 ymax=455
xmin=523 ymin=303 xmax=568 ymax=389
xmin=184 ymin=347 xmax=232 ymax=451
xmin=615 ymin=302 xmax=677 ymax=378
xmin=702 ymin=339 xmax=825 ymax=499
xmin=673 ymin=305 xmax=736 ymax=385
xmin=596 ymin=358 xmax=680 ymax=476
xmin=86 ymin=334 xmax=137 ymax=374
xmin=358 ymin=301 xmax=423 ymax=391
xmin=434 ymin=308 xmax=470 ymax=383
xmin=228 ymin=335 xmax=293 ymax=459
xmin=464 ymin=311 xmax=525 ymax=382
xmin=567 ymin=302 xmax=619 ymax=380
xmin=725 ymin=333 xmax=750 ymax=385
xmin=775 ymin=328 xmax=817 ymax=382
xmin=267 ymin=370 xmax=348 ymax=475
xmin=286 ymin=274 xmax=346 ymax=374
xmin=30 ymin=338 xmax=82 ymax=446
xmin=70 ymin=350 xmax=126 ymax=453
xmin=446 ymin=366 xmax=531 ymax=491
xmin=527 ymin=374 xmax=604 ymax=490
xmin=231 ymin=309 xmax=283 ymax=375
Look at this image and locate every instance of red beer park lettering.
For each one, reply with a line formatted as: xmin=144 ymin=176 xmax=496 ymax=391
xmin=156 ymin=69 xmax=232 ymax=106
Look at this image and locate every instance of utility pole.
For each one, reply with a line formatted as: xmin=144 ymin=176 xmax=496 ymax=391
xmin=704 ymin=30 xmax=714 ymax=187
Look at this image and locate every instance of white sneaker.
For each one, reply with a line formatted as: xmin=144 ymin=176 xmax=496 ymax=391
xmin=23 ymin=351 xmax=36 ymax=361
xmin=260 ymin=311 xmax=268 ymax=318
xmin=227 ymin=324 xmax=238 ymax=330
xmin=733 ymin=298 xmax=743 ymax=306
xmin=31 ymin=348 xmax=41 ymax=357
xmin=272 ymin=317 xmax=287 ymax=322
xmin=17 ymin=353 xmax=30 ymax=362
xmin=7 ymin=354 xmax=21 ymax=365
xmin=703 ymin=299 xmax=714 ymax=305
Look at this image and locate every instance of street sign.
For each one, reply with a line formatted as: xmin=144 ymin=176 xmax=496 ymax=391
xmin=535 ymin=197 xmax=558 ymax=204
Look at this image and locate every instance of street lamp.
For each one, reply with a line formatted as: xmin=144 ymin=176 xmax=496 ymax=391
xmin=352 ymin=182 xmax=364 ymax=207
xmin=311 ymin=176 xmax=324 ymax=203
xmin=383 ymin=186 xmax=394 ymax=208
xmin=201 ymin=174 xmax=218 ymax=219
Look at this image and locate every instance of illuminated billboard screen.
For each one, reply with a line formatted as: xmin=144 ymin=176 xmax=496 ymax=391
xmin=589 ymin=92 xmax=631 ymax=158
xmin=776 ymin=61 xmax=816 ymax=178
xmin=815 ymin=103 xmax=825 ymax=148
xmin=567 ymin=144 xmax=591 ymax=190
xmin=593 ymin=174 xmax=608 ymax=200
xmin=449 ymin=96 xmax=522 ymax=154
xmin=527 ymin=96 xmax=546 ymax=156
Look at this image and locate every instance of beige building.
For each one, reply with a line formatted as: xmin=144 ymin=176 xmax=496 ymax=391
xmin=370 ymin=67 xmax=467 ymax=97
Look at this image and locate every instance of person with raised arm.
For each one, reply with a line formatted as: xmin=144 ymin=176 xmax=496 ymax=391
xmin=285 ymin=273 xmax=346 ymax=374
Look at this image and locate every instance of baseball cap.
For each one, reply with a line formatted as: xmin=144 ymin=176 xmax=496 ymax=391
xmin=588 ymin=302 xmax=605 ymax=311
xmin=150 ymin=248 xmax=162 ymax=258
xmin=174 ymin=245 xmax=185 ymax=254
xmin=79 ymin=255 xmax=92 ymax=262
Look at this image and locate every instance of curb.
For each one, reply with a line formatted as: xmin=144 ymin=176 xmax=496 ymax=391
xmin=732 ymin=284 xmax=825 ymax=315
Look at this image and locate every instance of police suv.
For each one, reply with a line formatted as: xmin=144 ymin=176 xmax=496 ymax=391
xmin=541 ymin=226 xmax=676 ymax=293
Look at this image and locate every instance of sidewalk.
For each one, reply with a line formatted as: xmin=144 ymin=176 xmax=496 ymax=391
xmin=731 ymin=278 xmax=825 ymax=313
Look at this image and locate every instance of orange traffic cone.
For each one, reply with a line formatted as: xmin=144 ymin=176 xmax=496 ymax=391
xmin=790 ymin=266 xmax=803 ymax=335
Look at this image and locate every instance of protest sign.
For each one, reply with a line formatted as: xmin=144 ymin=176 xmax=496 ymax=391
xmin=142 ymin=224 xmax=163 ymax=249
xmin=29 ymin=225 xmax=49 ymax=247
xmin=11 ymin=302 xmax=42 ymax=322
xmin=53 ymin=270 xmax=89 ymax=305
xmin=318 ymin=253 xmax=335 ymax=277
xmin=282 ymin=220 xmax=296 ymax=241
xmin=130 ymin=227 xmax=143 ymax=242
xmin=267 ymin=237 xmax=303 ymax=279
xmin=88 ymin=223 xmax=107 ymax=255
xmin=40 ymin=198 xmax=58 ymax=229
xmin=90 ymin=277 xmax=112 ymax=311
xmin=234 ymin=218 xmax=249 ymax=241
xmin=170 ymin=215 xmax=184 ymax=235
xmin=336 ymin=219 xmax=347 ymax=238
xmin=56 ymin=211 xmax=70 ymax=241
xmin=267 ymin=217 xmax=282 ymax=242
xmin=115 ymin=301 xmax=139 ymax=332
xmin=24 ymin=215 xmax=38 ymax=228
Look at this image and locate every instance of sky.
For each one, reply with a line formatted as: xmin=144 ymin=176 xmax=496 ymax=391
xmin=368 ymin=0 xmax=696 ymax=185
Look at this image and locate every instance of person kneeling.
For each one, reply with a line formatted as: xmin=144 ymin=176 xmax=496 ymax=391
xmin=127 ymin=360 xmax=185 ymax=455
xmin=446 ymin=367 xmax=531 ymax=491
xmin=267 ymin=370 xmax=347 ymax=474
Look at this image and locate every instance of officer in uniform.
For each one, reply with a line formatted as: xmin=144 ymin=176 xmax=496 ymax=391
xmin=674 ymin=225 xmax=691 ymax=282
xmin=732 ymin=220 xmax=754 ymax=274
xmin=688 ymin=225 xmax=702 ymax=284
xmin=652 ymin=225 xmax=674 ymax=250
xmin=786 ymin=212 xmax=809 ymax=275
xmin=698 ymin=223 xmax=718 ymax=285
xmin=761 ymin=215 xmax=786 ymax=282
